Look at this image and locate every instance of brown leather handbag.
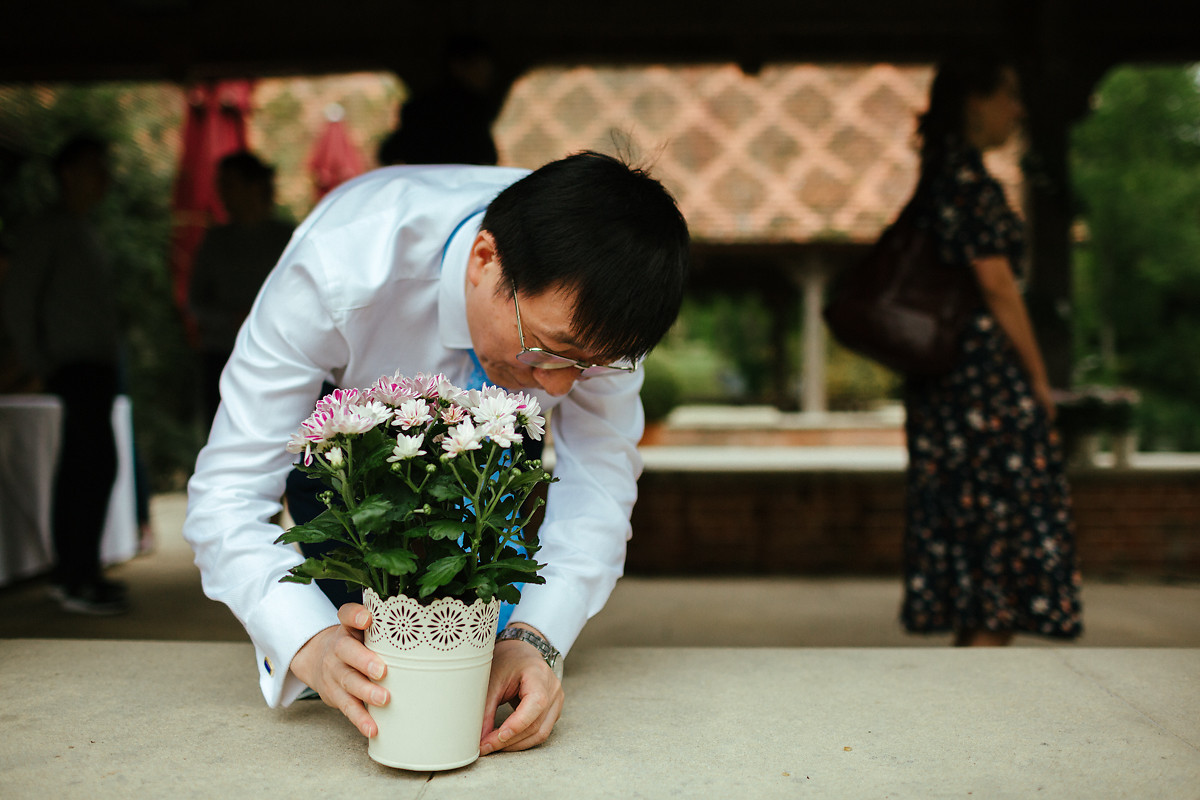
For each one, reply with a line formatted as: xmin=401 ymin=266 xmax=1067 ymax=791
xmin=822 ymin=204 xmax=982 ymax=377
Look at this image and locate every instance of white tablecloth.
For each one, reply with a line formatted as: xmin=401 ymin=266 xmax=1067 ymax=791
xmin=0 ymin=394 xmax=139 ymax=587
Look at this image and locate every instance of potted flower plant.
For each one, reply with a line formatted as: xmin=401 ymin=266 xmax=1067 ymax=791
xmin=277 ymin=372 xmax=553 ymax=771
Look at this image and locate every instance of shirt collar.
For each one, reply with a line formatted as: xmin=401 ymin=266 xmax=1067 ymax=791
xmin=438 ymin=210 xmax=485 ymax=351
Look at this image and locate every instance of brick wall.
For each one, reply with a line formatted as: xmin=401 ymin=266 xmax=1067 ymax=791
xmin=627 ymin=468 xmax=1200 ymax=579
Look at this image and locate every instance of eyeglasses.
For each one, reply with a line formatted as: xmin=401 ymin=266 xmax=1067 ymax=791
xmin=511 ymin=282 xmax=638 ymax=379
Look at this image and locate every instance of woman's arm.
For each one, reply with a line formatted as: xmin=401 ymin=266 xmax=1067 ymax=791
xmin=972 ymin=255 xmax=1056 ymax=420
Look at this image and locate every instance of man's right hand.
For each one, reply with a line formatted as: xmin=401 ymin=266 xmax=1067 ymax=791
xmin=289 ymin=603 xmax=389 ymax=737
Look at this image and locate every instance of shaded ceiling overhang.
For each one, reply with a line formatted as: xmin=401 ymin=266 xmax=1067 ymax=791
xmin=3 ymin=1 xmax=1196 ymax=87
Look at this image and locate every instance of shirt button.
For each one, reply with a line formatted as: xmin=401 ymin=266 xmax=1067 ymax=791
xmin=263 ymin=657 xmax=273 ymax=675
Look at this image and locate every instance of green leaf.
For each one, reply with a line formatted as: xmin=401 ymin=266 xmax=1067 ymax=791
xmin=479 ymin=556 xmax=545 ymax=574
xmin=350 ymin=495 xmax=392 ymax=535
xmin=426 ymin=519 xmax=471 ymax=540
xmin=282 ymin=555 xmax=372 ymax=589
xmin=274 ymin=511 xmax=353 ymax=545
xmin=504 ymin=467 xmax=555 ymax=490
xmin=495 ymin=584 xmax=522 ymax=604
xmin=365 ymin=548 xmax=418 ymax=576
xmin=426 ymin=474 xmax=465 ymax=502
xmin=417 ymin=554 xmax=468 ymax=596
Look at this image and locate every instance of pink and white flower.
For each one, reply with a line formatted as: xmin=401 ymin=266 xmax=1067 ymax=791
xmin=368 ymin=376 xmax=421 ymax=406
xmin=393 ymin=398 xmax=434 ymax=430
xmin=314 ymin=387 xmax=360 ymax=413
xmin=407 ymin=372 xmax=441 ymax=400
xmin=440 ymin=404 xmax=468 ymax=425
xmin=512 ymin=391 xmax=545 ymax=441
xmin=434 ymin=374 xmax=468 ymax=406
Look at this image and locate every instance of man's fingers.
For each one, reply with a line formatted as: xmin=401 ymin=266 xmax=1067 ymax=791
xmin=491 ymin=691 xmax=563 ymax=752
xmin=334 ymin=633 xmax=387 ymax=684
xmin=317 ymin=667 xmax=381 ymax=738
xmin=337 ymin=602 xmax=371 ymax=632
xmin=480 ymin=685 xmax=562 ymax=754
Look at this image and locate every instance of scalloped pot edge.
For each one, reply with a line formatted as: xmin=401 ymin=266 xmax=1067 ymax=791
xmin=363 ymin=588 xmax=501 ymax=659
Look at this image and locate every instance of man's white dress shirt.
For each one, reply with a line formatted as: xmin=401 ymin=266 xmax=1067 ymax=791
xmin=184 ymin=165 xmax=645 ymax=707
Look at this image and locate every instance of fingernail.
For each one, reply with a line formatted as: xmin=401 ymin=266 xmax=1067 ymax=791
xmin=480 ymin=743 xmax=493 ymax=755
xmin=497 ymin=729 xmax=511 ymax=743
xmin=356 ymin=611 xmax=369 ymax=627
xmin=372 ymin=689 xmax=387 ymax=706
xmin=369 ymin=662 xmax=385 ymax=680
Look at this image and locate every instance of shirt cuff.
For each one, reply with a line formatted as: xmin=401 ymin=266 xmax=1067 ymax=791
xmin=247 ymin=581 xmax=341 ymax=707
xmin=507 ymin=580 xmax=589 ymax=657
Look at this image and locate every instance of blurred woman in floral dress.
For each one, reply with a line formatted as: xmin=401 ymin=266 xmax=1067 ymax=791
xmin=901 ymin=54 xmax=1082 ymax=646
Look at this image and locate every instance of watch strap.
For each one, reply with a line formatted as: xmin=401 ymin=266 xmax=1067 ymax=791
xmin=497 ymin=626 xmax=560 ymax=669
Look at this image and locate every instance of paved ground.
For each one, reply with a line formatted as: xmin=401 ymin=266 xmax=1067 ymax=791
xmin=2 ymin=493 xmax=1197 ymax=649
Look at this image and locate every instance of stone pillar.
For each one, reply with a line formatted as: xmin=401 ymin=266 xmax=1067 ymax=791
xmin=800 ymin=263 xmax=828 ymax=414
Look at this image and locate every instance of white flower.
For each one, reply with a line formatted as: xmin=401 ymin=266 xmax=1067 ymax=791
xmin=357 ymin=400 xmax=395 ymax=427
xmin=483 ymin=420 xmax=521 ymax=448
xmin=471 ymin=392 xmax=519 ymax=428
xmin=325 ymin=446 xmax=344 ymax=468
xmin=441 ymin=418 xmax=484 ymax=457
xmin=393 ymin=398 xmax=434 ymax=430
xmin=441 ymin=404 xmax=468 ymax=425
xmin=387 ymin=434 xmax=427 ymax=462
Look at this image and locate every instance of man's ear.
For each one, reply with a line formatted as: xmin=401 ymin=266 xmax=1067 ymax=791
xmin=466 ymin=230 xmax=499 ymax=287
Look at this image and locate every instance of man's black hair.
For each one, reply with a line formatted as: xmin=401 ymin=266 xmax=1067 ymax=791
xmin=482 ymin=151 xmax=690 ymax=362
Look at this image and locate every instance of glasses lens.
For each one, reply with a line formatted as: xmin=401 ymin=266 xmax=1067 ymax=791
xmin=517 ymin=350 xmax=579 ymax=370
xmin=579 ymin=363 xmax=636 ymax=377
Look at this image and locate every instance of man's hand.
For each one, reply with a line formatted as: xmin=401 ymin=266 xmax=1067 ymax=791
xmin=289 ymin=603 xmax=389 ymax=738
xmin=480 ymin=626 xmax=564 ymax=755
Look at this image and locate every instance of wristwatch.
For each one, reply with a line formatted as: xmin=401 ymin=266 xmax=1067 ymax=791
xmin=497 ymin=626 xmax=561 ymax=676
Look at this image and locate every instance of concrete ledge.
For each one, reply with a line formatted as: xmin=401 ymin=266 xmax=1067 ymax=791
xmin=1 ymin=640 xmax=1195 ymax=798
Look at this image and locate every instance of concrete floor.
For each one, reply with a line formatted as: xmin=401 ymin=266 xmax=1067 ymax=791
xmin=2 ymin=492 xmax=1198 ymax=650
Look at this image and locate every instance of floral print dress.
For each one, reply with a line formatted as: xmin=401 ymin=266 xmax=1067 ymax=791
xmin=900 ymin=139 xmax=1082 ymax=639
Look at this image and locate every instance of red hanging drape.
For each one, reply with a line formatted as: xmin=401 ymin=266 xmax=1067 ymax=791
xmin=307 ymin=111 xmax=365 ymax=202
xmin=169 ymin=79 xmax=254 ymax=329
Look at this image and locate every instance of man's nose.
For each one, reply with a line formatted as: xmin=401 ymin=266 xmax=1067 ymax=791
xmin=533 ymin=367 xmax=579 ymax=397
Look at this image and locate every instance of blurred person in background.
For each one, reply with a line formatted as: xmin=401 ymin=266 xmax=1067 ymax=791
xmin=188 ymin=150 xmax=294 ymax=430
xmin=2 ymin=134 xmax=127 ymax=614
xmin=900 ymin=54 xmax=1082 ymax=646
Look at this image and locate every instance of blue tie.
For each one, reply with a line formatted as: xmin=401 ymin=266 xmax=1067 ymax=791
xmin=464 ymin=350 xmax=523 ymax=632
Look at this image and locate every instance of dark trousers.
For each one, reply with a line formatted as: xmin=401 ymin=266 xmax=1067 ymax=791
xmin=286 ymin=467 xmax=362 ymax=609
xmin=200 ymin=349 xmax=231 ymax=433
xmin=47 ymin=362 xmax=118 ymax=588
xmin=285 ymin=381 xmax=360 ymax=608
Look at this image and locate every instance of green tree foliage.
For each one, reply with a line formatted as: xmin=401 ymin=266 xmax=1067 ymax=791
xmin=1070 ymin=65 xmax=1200 ymax=450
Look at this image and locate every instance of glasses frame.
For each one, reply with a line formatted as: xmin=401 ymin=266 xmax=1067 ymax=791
xmin=510 ymin=282 xmax=638 ymax=379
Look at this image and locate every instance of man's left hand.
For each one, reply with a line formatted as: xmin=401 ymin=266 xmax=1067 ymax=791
xmin=479 ymin=627 xmax=564 ymax=755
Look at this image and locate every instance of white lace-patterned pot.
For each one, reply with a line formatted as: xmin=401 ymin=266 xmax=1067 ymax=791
xmin=362 ymin=588 xmax=501 ymax=771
